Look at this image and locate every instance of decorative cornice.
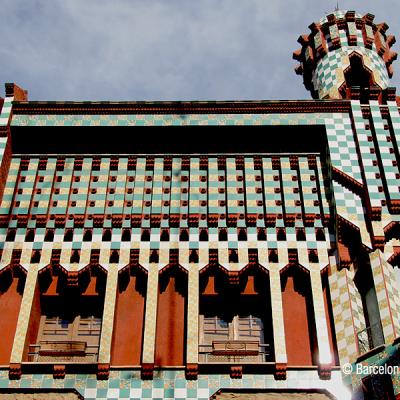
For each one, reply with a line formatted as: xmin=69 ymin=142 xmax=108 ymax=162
xmin=11 ymin=100 xmax=351 ymax=115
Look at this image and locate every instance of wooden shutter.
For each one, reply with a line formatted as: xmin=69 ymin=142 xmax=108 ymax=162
xmin=39 ymin=316 xmax=73 ymax=341
xmin=237 ymin=315 xmax=264 ymax=342
xmin=202 ymin=316 xmax=229 ymax=343
xmin=76 ymin=316 xmax=102 ymax=347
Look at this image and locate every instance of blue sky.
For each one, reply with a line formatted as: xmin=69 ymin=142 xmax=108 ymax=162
xmin=1 ymin=0 xmax=399 ymax=101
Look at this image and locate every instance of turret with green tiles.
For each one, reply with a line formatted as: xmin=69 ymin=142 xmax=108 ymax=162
xmin=293 ymin=10 xmax=397 ymax=99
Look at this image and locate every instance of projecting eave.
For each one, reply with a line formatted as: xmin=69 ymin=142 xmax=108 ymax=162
xmin=11 ymin=98 xmax=351 ymax=115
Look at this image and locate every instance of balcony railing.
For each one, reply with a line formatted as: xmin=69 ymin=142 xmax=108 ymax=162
xmin=199 ymin=340 xmax=271 ymax=363
xmin=357 ymin=323 xmax=385 ymax=355
xmin=28 ymin=341 xmax=99 ymax=363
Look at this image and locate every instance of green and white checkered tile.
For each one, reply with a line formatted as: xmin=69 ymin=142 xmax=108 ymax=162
xmin=11 ymin=112 xmax=332 ymax=128
xmin=316 ymin=157 xmax=330 ymax=221
xmin=0 ymin=369 xmax=350 ymax=400
xmin=298 ymin=159 xmax=322 ymax=226
xmin=351 ymin=101 xmax=384 ymax=208
xmin=331 ymin=181 xmax=371 ymax=248
xmin=388 ymin=101 xmax=400 ymax=149
xmin=262 ymin=158 xmax=283 ymax=227
xmin=329 ymin=261 xmax=365 ymax=364
xmin=370 ymin=101 xmax=400 ymax=201
xmin=244 ymin=157 xmax=264 ymax=227
xmin=0 ymin=153 xmax=18 ymax=216
xmin=370 ymin=250 xmax=400 ymax=344
xmin=313 ymin=47 xmax=388 ymax=99
xmin=0 ymin=96 xmax=13 ymax=126
xmin=326 ymin=113 xmax=363 ymax=183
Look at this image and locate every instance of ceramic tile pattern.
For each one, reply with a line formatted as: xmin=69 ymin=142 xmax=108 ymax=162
xmin=2 ymin=101 xmax=400 ymax=398
xmin=0 ymin=369 xmax=349 ymax=400
xmin=2 ymin=18 xmax=400 ymax=398
xmin=98 ymin=266 xmax=119 ymax=364
xmin=313 ymin=47 xmax=388 ymax=99
xmin=369 ymin=250 xmax=400 ymax=344
xmin=328 ymin=258 xmax=367 ymax=365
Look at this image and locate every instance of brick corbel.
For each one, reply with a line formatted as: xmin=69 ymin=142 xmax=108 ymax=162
xmin=141 ymin=363 xmax=154 ymax=380
xmin=185 ymin=363 xmax=198 ymax=380
xmin=9 ymin=363 xmax=22 ymax=380
xmin=228 ymin=271 xmax=240 ymax=285
xmin=97 ymin=363 xmax=110 ymax=380
xmin=53 ymin=364 xmax=66 ymax=379
xmin=230 ymin=365 xmax=242 ymax=379
xmin=274 ymin=362 xmax=287 ymax=380
xmin=337 ymin=241 xmax=351 ymax=269
xmin=373 ymin=236 xmax=385 ymax=251
xmin=318 ymin=363 xmax=332 ymax=380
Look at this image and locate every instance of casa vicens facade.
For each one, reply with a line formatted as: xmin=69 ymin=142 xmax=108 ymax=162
xmin=0 ymin=9 xmax=399 ymax=400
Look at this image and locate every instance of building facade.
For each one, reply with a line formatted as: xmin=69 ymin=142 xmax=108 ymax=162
xmin=0 ymin=9 xmax=399 ymax=400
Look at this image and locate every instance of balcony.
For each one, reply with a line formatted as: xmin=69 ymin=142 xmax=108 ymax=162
xmin=28 ymin=340 xmax=99 ymax=363
xmin=199 ymin=340 xmax=271 ymax=363
xmin=357 ymin=323 xmax=385 ymax=355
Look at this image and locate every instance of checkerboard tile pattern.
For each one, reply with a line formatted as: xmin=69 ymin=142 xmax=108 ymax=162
xmin=328 ymin=256 xmax=366 ymax=365
xmin=351 ymin=101 xmax=384 ymax=209
xmin=0 ymin=155 xmax=332 ymax=272
xmin=4 ymin=95 xmax=400 ymax=400
xmin=312 ymin=47 xmax=388 ymax=100
xmin=325 ymin=113 xmax=363 ymax=183
xmin=0 ymin=96 xmax=13 ymax=126
xmin=11 ymin=112 xmax=330 ymax=127
xmin=369 ymin=250 xmax=400 ymax=344
xmin=388 ymin=101 xmax=400 ymax=151
xmin=331 ymin=181 xmax=371 ymax=247
xmin=0 ymin=369 xmax=350 ymax=400
xmin=370 ymin=102 xmax=400 ymax=202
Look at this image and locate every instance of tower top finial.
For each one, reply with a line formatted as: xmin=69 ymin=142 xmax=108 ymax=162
xmin=293 ymin=11 xmax=397 ymax=99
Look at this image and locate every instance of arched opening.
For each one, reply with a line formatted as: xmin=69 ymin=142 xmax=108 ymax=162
xmin=344 ymin=54 xmax=373 ymax=89
xmin=111 ymin=265 xmax=147 ymax=366
xmin=199 ymin=265 xmax=273 ymax=363
xmin=24 ymin=265 xmax=106 ymax=363
xmin=155 ymin=265 xmax=187 ymax=366
xmin=281 ymin=264 xmax=317 ymax=366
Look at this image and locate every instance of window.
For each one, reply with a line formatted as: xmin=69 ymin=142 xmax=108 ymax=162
xmin=203 ymin=316 xmax=229 ymax=342
xmin=199 ymin=268 xmax=273 ymax=363
xmin=237 ymin=315 xmax=264 ymax=340
xmin=199 ymin=314 xmax=267 ymax=363
xmin=30 ymin=314 xmax=102 ymax=363
xmin=42 ymin=316 xmax=72 ymax=337
xmin=201 ymin=315 xmax=264 ymax=343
